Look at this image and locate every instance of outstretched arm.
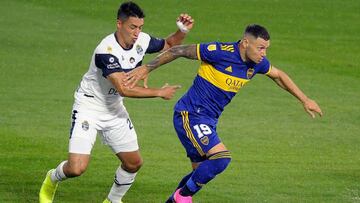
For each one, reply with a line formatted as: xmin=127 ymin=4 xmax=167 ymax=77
xmin=147 ymin=44 xmax=198 ymax=71
xmin=267 ymin=66 xmax=323 ymax=118
xmin=124 ymin=44 xmax=198 ymax=87
xmin=108 ymin=72 xmax=181 ymax=100
xmin=161 ymin=14 xmax=194 ymax=51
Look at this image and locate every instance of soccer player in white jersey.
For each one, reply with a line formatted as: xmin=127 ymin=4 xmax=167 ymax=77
xmin=39 ymin=2 xmax=194 ymax=203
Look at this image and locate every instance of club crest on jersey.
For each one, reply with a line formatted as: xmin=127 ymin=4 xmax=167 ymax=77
xmin=129 ymin=57 xmax=135 ymax=64
xmin=247 ymin=68 xmax=255 ymax=79
xmin=82 ymin=121 xmax=89 ymax=131
xmin=136 ymin=44 xmax=143 ymax=55
xmin=200 ymin=136 xmax=209 ymax=145
xmin=109 ymin=57 xmax=115 ymax=63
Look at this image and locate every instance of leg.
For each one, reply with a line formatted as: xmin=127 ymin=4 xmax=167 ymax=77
xmin=63 ymin=153 xmax=90 ymax=177
xmin=103 ymin=116 xmax=141 ymax=203
xmin=178 ymin=143 xmax=231 ymax=197
xmin=39 ymin=153 xmax=91 ymax=203
xmin=167 ymin=111 xmax=208 ymax=203
xmin=177 ymin=162 xmax=201 ymax=189
xmin=39 ymin=108 xmax=97 ymax=203
xmin=49 ymin=153 xmax=91 ymax=183
xmin=165 ymin=162 xmax=200 ymax=203
xmin=116 ymin=150 xmax=143 ymax=173
xmin=173 ymin=144 xmax=226 ymax=195
xmin=105 ymin=151 xmax=143 ymax=203
xmin=171 ymin=111 xmax=231 ymax=202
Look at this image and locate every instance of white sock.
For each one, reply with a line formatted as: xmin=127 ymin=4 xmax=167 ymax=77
xmin=107 ymin=166 xmax=137 ymax=203
xmin=51 ymin=161 xmax=68 ymax=183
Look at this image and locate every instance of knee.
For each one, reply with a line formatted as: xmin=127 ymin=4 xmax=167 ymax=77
xmin=122 ymin=157 xmax=143 ymax=173
xmin=208 ymin=151 xmax=232 ymax=174
xmin=64 ymin=163 xmax=87 ymax=177
xmin=215 ymin=157 xmax=231 ymax=173
xmin=191 ymin=151 xmax=231 ymax=185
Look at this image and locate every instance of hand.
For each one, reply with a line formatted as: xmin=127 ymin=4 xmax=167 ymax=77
xmin=176 ymin=13 xmax=194 ymax=32
xmin=303 ymin=98 xmax=323 ymax=118
xmin=124 ymin=65 xmax=149 ymax=88
xmin=159 ymin=83 xmax=181 ymax=100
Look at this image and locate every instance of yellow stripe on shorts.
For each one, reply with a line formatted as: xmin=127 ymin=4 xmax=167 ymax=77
xmin=181 ymin=111 xmax=205 ymax=156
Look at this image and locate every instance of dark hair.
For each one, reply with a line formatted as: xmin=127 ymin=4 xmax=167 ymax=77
xmin=117 ymin=1 xmax=145 ymax=20
xmin=244 ymin=24 xmax=270 ymax=40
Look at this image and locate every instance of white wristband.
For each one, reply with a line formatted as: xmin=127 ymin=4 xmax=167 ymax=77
xmin=176 ymin=21 xmax=189 ymax=33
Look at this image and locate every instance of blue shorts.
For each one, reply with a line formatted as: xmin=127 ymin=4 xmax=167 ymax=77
xmin=173 ymin=111 xmax=221 ymax=162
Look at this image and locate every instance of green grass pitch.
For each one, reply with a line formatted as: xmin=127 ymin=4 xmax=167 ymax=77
xmin=0 ymin=0 xmax=359 ymax=202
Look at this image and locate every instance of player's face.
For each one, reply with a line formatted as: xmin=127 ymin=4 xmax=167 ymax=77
xmin=245 ymin=37 xmax=270 ymax=63
xmin=117 ymin=17 xmax=144 ymax=48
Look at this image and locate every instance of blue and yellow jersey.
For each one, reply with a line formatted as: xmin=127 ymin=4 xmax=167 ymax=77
xmin=174 ymin=41 xmax=272 ymax=120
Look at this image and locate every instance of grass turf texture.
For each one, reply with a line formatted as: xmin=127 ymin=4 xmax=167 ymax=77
xmin=0 ymin=0 xmax=359 ymax=202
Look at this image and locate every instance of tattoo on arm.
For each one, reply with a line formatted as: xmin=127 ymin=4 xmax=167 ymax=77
xmin=272 ymin=77 xmax=286 ymax=89
xmin=146 ymin=44 xmax=197 ymax=72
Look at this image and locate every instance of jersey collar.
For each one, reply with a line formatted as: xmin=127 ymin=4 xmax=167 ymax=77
xmin=114 ymin=32 xmax=133 ymax=50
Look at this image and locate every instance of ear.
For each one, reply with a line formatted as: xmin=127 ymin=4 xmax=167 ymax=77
xmin=116 ymin=19 xmax=122 ymax=29
xmin=243 ymin=38 xmax=250 ymax=48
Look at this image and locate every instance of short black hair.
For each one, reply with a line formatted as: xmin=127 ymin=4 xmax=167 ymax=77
xmin=117 ymin=1 xmax=145 ymax=20
xmin=244 ymin=24 xmax=270 ymax=40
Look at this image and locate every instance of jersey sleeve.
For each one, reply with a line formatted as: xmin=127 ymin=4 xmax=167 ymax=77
xmin=256 ymin=57 xmax=272 ymax=75
xmin=95 ymin=53 xmax=123 ymax=77
xmin=197 ymin=42 xmax=220 ymax=63
xmin=145 ymin=36 xmax=165 ymax=54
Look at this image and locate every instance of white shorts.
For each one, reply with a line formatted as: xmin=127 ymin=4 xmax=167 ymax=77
xmin=68 ymin=103 xmax=139 ymax=155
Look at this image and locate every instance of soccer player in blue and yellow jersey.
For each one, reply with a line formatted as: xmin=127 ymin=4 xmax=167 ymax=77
xmin=125 ymin=24 xmax=323 ymax=203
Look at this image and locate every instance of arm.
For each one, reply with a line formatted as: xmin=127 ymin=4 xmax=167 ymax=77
xmin=161 ymin=14 xmax=194 ymax=51
xmin=148 ymin=44 xmax=198 ymax=71
xmin=107 ymin=72 xmax=180 ymax=100
xmin=125 ymin=44 xmax=198 ymax=87
xmin=267 ymin=66 xmax=323 ymax=118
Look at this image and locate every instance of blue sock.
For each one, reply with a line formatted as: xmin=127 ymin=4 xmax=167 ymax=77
xmin=180 ymin=151 xmax=231 ymax=196
xmin=180 ymin=178 xmax=200 ymax=196
xmin=177 ymin=171 xmax=194 ymax=189
xmin=165 ymin=171 xmax=194 ymax=203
